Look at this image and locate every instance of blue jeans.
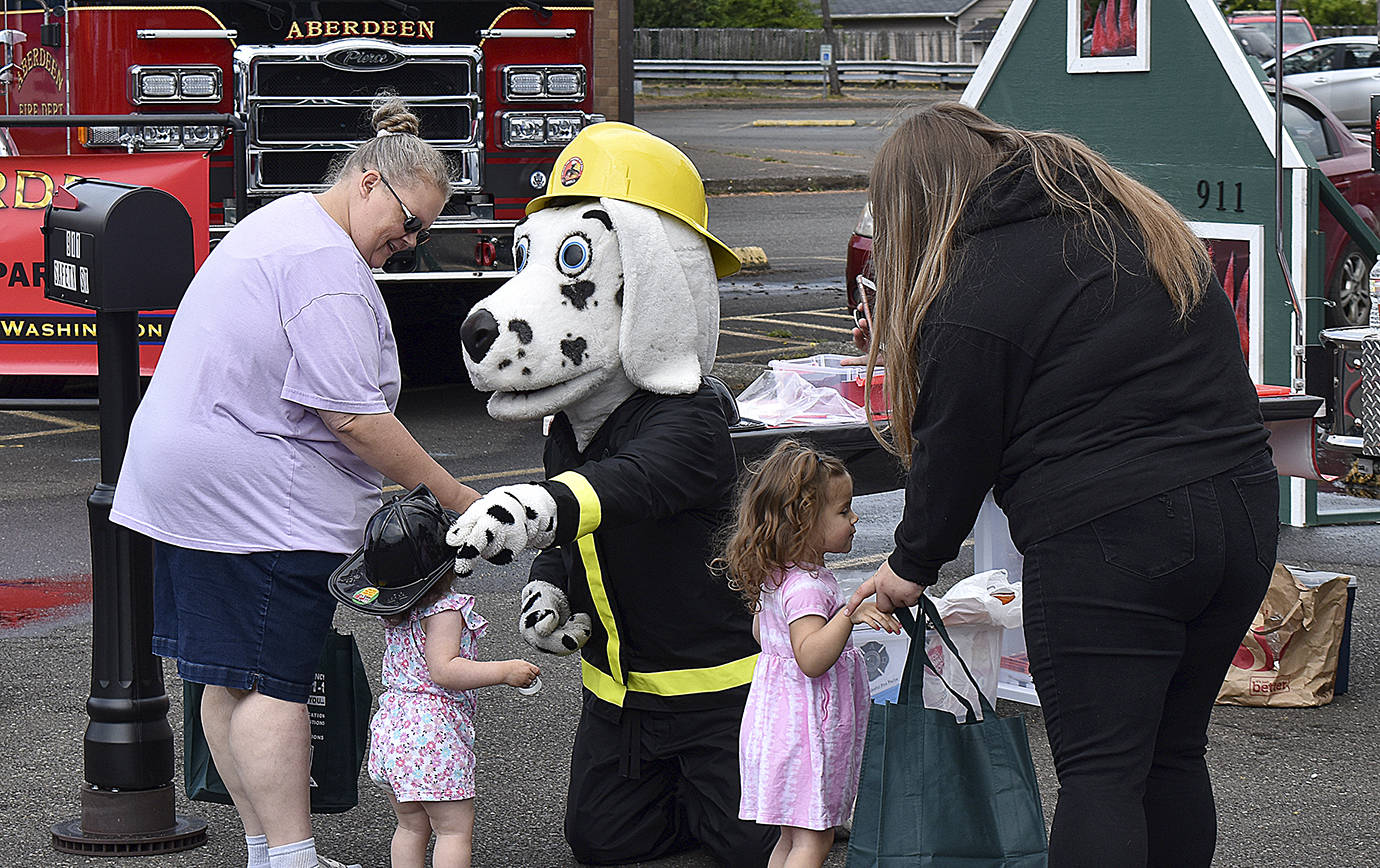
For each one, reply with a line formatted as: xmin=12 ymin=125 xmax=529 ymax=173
xmin=1021 ymin=451 xmax=1279 ymax=868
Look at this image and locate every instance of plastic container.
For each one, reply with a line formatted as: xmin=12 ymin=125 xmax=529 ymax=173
xmin=841 ymin=371 xmax=888 ymax=414
xmin=768 ymin=354 xmax=882 ymax=396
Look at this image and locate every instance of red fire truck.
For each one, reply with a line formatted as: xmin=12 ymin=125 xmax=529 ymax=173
xmin=0 ymin=0 xmax=603 ymax=383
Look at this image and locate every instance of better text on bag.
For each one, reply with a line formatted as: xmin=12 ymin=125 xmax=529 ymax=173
xmin=1217 ymin=563 xmax=1350 ymax=708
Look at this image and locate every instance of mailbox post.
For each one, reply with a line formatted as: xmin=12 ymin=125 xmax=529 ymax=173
xmin=43 ymin=179 xmax=207 ymax=855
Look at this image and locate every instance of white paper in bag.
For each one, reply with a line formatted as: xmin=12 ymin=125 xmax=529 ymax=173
xmin=923 ymin=569 xmax=1024 ymax=720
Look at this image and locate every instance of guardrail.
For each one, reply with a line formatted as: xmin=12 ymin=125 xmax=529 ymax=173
xmin=633 ymin=59 xmax=978 ymax=87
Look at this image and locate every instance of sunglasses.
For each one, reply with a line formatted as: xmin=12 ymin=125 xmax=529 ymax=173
xmin=377 ymin=172 xmax=431 ymax=246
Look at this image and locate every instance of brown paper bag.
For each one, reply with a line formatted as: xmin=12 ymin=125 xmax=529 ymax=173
xmin=1216 ymin=563 xmax=1351 ymax=707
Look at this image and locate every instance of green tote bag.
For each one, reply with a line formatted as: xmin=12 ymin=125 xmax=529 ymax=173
xmin=183 ymin=628 xmax=372 ymax=814
xmin=846 ymin=594 xmax=1048 ymax=868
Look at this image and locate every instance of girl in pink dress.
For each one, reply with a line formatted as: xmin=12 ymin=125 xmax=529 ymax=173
xmin=720 ymin=439 xmax=901 ymax=868
xmin=367 ymin=574 xmax=540 ymax=868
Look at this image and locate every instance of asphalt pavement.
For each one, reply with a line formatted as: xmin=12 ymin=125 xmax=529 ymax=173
xmin=6 ymin=85 xmax=1380 ymax=868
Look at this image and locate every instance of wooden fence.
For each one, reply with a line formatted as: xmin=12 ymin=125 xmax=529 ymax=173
xmin=634 ymin=28 xmax=965 ymax=63
xmin=1314 ymin=25 xmax=1377 ymax=38
xmin=636 ymin=25 xmax=1380 ymax=64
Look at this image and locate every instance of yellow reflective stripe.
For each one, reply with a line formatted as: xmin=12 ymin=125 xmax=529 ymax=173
xmin=581 ymin=658 xmax=627 ymax=707
xmin=582 ymin=655 xmax=759 ymax=704
xmin=552 ymin=470 xmax=601 ymax=537
xmin=552 ymin=470 xmax=622 ymax=686
xmin=624 ymin=654 xmax=758 ymax=697
xmin=577 ymin=533 xmax=622 ymax=683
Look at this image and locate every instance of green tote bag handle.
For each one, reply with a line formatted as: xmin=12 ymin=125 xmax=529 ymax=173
xmin=896 ymin=594 xmax=995 ymax=724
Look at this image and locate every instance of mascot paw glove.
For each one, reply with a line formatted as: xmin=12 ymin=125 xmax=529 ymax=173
xmin=446 ymin=484 xmax=558 ymax=576
xmin=520 ymin=580 xmax=591 ymax=655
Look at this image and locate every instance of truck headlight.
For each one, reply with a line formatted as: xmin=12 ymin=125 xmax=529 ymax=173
xmin=545 ymin=72 xmax=582 ymax=97
xmin=503 ymin=65 xmax=586 ymax=101
xmin=140 ymin=126 xmax=182 ymax=147
xmin=506 ymin=71 xmax=543 ymax=98
xmin=179 ymin=72 xmax=219 ymax=98
xmin=545 ymin=115 xmax=583 ymax=144
xmin=130 ymin=65 xmax=223 ymax=103
xmin=503 ymin=114 xmax=548 ymax=146
xmin=139 ymin=73 xmax=177 ymax=99
xmin=182 ymin=125 xmax=221 ymax=147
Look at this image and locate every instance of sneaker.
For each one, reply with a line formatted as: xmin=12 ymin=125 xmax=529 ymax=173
xmin=317 ymin=857 xmax=362 ymax=868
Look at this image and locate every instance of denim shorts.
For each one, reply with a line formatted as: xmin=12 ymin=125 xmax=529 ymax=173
xmin=152 ymin=541 xmax=346 ymax=703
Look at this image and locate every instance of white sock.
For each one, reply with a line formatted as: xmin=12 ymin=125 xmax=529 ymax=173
xmin=246 ymin=834 xmax=270 ymax=868
xmin=267 ymin=837 xmax=317 ymax=868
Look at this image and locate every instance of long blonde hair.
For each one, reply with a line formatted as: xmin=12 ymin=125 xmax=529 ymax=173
xmin=716 ymin=439 xmax=850 ymax=611
xmin=864 ymin=102 xmax=1211 ymax=463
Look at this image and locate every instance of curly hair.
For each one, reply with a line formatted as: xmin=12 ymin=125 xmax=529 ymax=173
xmin=716 ymin=439 xmax=850 ymax=611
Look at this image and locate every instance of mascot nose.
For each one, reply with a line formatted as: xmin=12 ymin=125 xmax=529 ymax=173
xmin=460 ymin=308 xmax=500 ymax=362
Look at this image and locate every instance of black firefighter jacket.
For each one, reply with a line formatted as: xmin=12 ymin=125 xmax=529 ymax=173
xmin=529 ymin=382 xmax=758 ymax=714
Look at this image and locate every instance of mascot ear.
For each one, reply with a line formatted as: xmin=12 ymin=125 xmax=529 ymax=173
xmin=602 ymin=197 xmax=719 ymax=395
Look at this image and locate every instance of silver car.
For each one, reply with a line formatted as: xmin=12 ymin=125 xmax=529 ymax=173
xmin=1267 ymin=36 xmax=1380 ymax=128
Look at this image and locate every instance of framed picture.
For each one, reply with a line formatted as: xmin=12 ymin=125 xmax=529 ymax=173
xmin=1068 ymin=0 xmax=1149 ymax=73
xmin=1189 ymin=221 xmax=1263 ymax=380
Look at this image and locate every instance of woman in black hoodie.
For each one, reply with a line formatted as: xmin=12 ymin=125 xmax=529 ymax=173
xmin=846 ymin=103 xmax=1277 ymax=867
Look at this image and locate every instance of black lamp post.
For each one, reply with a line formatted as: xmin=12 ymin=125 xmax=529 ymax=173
xmin=42 ymin=179 xmax=206 ymax=855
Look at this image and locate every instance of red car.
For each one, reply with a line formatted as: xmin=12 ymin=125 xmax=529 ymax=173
xmin=845 ymin=85 xmax=1380 ymax=328
xmin=1228 ymin=11 xmax=1316 ymax=53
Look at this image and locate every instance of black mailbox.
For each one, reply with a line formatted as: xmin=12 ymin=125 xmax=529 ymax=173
xmin=42 ymin=178 xmax=194 ymax=312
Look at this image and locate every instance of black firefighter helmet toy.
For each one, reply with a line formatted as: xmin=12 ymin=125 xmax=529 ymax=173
xmin=329 ymin=484 xmax=459 ymax=616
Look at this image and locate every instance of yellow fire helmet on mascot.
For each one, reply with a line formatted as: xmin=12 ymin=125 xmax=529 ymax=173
xmin=527 ymin=121 xmax=741 ymax=278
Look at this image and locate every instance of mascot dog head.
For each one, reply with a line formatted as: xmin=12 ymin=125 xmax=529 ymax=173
xmin=459 ymin=123 xmax=739 ymax=423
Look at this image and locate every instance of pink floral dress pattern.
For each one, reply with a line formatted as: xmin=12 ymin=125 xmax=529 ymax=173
xmin=368 ymin=591 xmax=488 ymax=801
xmin=738 ymin=565 xmax=870 ymax=830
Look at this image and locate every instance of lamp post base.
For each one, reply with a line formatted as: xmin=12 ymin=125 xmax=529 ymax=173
xmin=51 ymin=783 xmax=207 ymax=856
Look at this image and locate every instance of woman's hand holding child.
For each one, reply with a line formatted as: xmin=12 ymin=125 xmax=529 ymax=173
xmin=848 ymin=598 xmax=901 ymax=633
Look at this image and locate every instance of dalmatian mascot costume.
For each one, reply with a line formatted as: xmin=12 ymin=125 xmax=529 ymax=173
xmin=450 ymin=123 xmax=776 ymax=867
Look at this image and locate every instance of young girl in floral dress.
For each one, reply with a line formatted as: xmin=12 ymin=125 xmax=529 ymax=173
xmin=333 ymin=486 xmax=541 ymax=868
xmin=720 ymin=439 xmax=900 ymax=868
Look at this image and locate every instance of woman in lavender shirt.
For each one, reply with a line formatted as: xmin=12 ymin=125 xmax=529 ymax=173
xmin=111 ymin=96 xmax=479 ymax=868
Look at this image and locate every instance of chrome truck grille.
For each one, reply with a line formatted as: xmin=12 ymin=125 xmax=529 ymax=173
xmin=235 ymin=40 xmax=482 ymax=196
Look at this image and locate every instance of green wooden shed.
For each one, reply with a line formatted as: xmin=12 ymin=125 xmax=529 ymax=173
xmin=960 ymin=0 xmax=1379 ymax=526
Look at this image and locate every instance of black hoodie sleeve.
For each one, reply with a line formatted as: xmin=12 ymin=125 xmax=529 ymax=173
xmin=888 ymin=321 xmax=1033 ymax=585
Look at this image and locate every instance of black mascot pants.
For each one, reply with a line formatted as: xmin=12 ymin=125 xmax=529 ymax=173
xmin=564 ymin=696 xmax=778 ymax=867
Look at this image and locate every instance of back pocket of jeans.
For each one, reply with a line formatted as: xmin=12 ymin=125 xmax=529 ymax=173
xmin=1090 ymin=486 xmax=1195 ymax=579
xmin=1233 ymin=467 xmax=1281 ymax=570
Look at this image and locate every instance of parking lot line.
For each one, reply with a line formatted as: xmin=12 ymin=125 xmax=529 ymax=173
xmin=0 ymin=410 xmax=96 ymax=442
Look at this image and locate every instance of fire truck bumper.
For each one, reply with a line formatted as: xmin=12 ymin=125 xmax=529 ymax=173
xmin=210 ymin=220 xmax=518 ymax=283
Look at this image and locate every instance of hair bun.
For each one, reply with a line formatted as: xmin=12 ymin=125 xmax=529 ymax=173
xmin=372 ymin=93 xmax=420 ymax=137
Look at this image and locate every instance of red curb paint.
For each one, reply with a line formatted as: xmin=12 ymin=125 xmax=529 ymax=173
xmin=0 ymin=574 xmax=93 ymax=631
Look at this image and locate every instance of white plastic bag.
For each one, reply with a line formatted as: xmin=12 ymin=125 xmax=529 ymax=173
xmin=922 ymin=569 xmax=1024 ymax=720
xmin=734 ymin=370 xmax=866 ymax=426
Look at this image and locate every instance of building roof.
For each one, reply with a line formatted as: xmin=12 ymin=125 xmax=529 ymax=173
xmin=829 ymin=0 xmax=977 ymax=19
xmin=963 ymin=16 xmax=1002 ymax=41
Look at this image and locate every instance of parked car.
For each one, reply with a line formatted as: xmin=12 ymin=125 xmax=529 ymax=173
xmin=1264 ymin=36 xmax=1380 ymax=128
xmin=845 ymin=202 xmax=872 ymax=315
xmin=843 ymin=85 xmax=1380 ymax=327
xmin=1232 ymin=25 xmax=1276 ymax=63
xmin=1228 ymin=11 xmax=1317 ymax=52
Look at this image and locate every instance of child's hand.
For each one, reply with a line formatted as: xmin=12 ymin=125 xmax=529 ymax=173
xmin=503 ymin=659 xmax=541 ymax=690
xmin=849 ymin=600 xmax=901 ymax=633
